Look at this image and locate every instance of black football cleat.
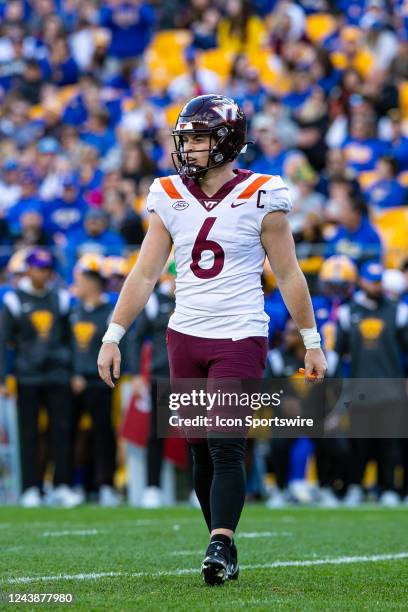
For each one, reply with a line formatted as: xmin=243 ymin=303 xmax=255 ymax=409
xmin=227 ymin=540 xmax=239 ymax=580
xmin=201 ymin=540 xmax=230 ymax=586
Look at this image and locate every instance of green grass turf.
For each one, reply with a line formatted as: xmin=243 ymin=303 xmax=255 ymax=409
xmin=0 ymin=505 xmax=407 ymax=611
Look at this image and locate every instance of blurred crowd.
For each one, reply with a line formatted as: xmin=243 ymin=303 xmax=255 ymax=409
xmin=0 ymin=0 xmax=408 ymax=507
xmin=0 ymin=0 xmax=407 ymax=277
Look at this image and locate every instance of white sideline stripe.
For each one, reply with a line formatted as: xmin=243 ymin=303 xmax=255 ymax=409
xmin=227 ymin=599 xmax=282 ymax=608
xmin=120 ymin=519 xmax=158 ymax=526
xmin=238 ymin=531 xmax=292 ymax=538
xmin=170 ymin=550 xmax=201 ymax=556
xmin=3 ymin=552 xmax=408 ymax=585
xmin=5 ymin=572 xmax=123 ymax=584
xmin=42 ymin=530 xmax=100 ymax=537
xmin=239 ymin=552 xmax=408 ymax=570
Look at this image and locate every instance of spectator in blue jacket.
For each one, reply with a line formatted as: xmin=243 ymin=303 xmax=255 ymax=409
xmin=39 ymin=36 xmax=80 ymax=86
xmin=0 ymin=159 xmax=21 ymax=212
xmin=325 ymin=194 xmax=383 ymax=267
xmin=80 ymin=109 xmax=116 ymax=158
xmin=42 ymin=174 xmax=88 ymax=242
xmin=236 ymin=68 xmax=268 ymax=117
xmin=65 ymin=208 xmax=126 ymax=282
xmin=249 ymin=128 xmax=288 ymax=176
xmin=61 ymin=74 xmax=101 ymax=128
xmin=6 ymin=170 xmax=42 ymax=236
xmin=386 ymin=109 xmax=408 ymax=172
xmin=366 ymin=156 xmax=407 ymax=210
xmin=99 ymin=1 xmax=155 ymax=60
xmin=341 ymin=114 xmax=387 ymax=173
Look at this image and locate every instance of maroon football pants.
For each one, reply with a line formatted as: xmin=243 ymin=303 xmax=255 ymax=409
xmin=166 ymin=328 xmax=267 ymax=380
xmin=166 ymin=328 xmax=268 ymax=531
xmin=166 ymin=327 xmax=268 ymax=440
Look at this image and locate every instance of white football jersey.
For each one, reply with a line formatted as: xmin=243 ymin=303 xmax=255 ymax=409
xmin=146 ymin=170 xmax=292 ymax=339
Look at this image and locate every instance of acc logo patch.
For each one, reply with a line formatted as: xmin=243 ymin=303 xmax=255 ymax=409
xmin=172 ymin=200 xmax=189 ymax=210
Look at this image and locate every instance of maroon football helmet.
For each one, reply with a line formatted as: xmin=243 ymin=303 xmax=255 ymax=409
xmin=172 ymin=94 xmax=247 ymax=179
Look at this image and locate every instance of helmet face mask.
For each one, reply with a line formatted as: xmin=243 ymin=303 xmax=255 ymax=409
xmin=172 ymin=130 xmax=214 ymax=179
xmin=172 ymin=94 xmax=247 ymax=179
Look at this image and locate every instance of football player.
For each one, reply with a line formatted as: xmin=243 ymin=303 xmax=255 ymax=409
xmin=98 ymin=95 xmax=327 ymax=585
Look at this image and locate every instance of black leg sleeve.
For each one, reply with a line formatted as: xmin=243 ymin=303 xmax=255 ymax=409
xmin=189 ymin=442 xmax=213 ymax=532
xmin=208 ymin=437 xmax=247 ymax=532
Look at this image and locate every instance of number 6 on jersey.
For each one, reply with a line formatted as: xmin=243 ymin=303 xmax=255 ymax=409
xmin=190 ymin=217 xmax=225 ymax=279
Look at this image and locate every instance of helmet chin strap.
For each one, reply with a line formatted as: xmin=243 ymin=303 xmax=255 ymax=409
xmin=182 ymin=148 xmax=212 ymax=180
xmin=181 ymin=160 xmax=209 ymax=180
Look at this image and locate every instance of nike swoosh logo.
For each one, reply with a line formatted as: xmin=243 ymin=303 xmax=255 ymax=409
xmin=231 ymin=201 xmax=247 ymax=208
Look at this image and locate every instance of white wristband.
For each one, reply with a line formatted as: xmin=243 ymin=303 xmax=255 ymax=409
xmin=300 ymin=326 xmax=321 ymax=349
xmin=102 ymin=322 xmax=126 ymax=345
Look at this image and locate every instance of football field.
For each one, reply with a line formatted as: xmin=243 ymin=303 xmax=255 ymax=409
xmin=0 ymin=505 xmax=407 ymax=611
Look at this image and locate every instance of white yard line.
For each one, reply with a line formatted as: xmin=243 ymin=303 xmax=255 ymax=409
xmin=4 ymin=572 xmax=123 ymax=584
xmin=239 ymin=552 xmax=408 ymax=570
xmin=115 ymin=519 xmax=159 ymax=526
xmin=3 ymin=552 xmax=408 ymax=585
xmin=170 ymin=550 xmax=201 ymax=556
xmin=226 ymin=599 xmax=285 ymax=608
xmin=238 ymin=531 xmax=292 ymax=538
xmin=42 ymin=529 xmax=100 ymax=537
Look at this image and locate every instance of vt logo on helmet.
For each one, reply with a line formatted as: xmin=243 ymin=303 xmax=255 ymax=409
xmin=212 ymin=103 xmax=239 ymax=122
xmin=172 ymin=94 xmax=248 ymax=179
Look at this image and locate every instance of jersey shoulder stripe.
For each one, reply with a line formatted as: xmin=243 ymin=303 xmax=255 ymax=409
xmin=159 ymin=176 xmax=183 ymax=200
xmin=237 ymin=174 xmax=273 ymax=199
